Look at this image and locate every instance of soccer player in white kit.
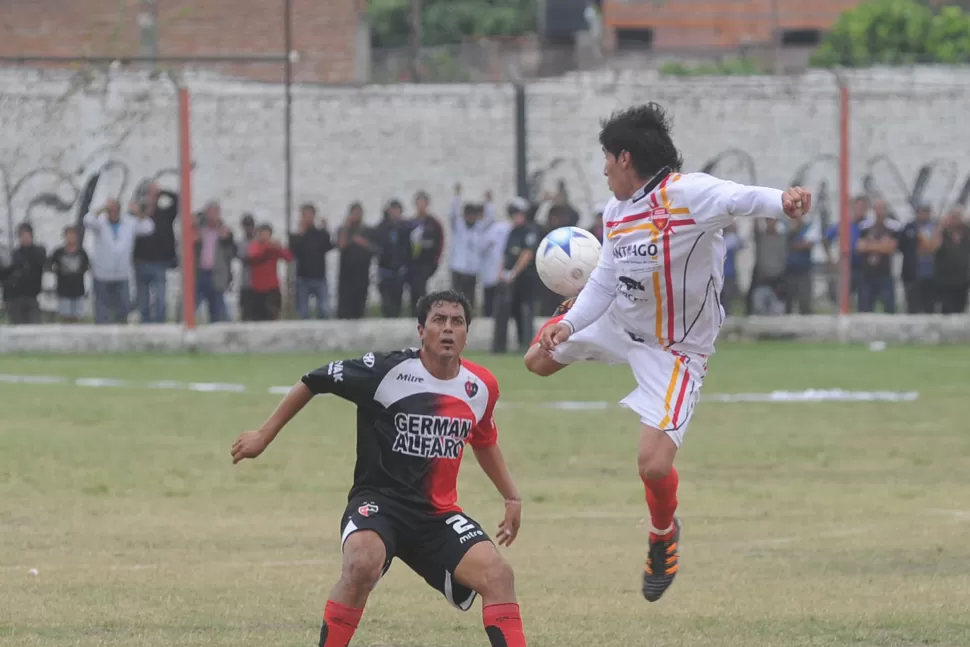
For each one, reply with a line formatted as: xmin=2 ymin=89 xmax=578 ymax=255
xmin=525 ymin=104 xmax=812 ymax=602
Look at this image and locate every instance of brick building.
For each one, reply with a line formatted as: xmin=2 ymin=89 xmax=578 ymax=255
xmin=0 ymin=0 xmax=369 ymax=84
xmin=601 ymin=0 xmax=861 ymax=51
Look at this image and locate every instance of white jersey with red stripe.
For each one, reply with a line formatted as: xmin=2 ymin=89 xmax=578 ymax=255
xmin=563 ymin=171 xmax=786 ymax=357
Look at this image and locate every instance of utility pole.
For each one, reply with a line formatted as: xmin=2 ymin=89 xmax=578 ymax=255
xmin=137 ymin=0 xmax=159 ymax=70
xmin=770 ymin=0 xmax=782 ymax=74
xmin=408 ymin=0 xmax=422 ymax=82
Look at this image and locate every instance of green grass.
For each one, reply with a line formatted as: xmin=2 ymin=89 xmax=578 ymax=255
xmin=2 ymin=344 xmax=970 ymax=646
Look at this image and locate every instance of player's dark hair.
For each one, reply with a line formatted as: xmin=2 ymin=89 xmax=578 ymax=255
xmin=599 ymin=103 xmax=684 ymax=178
xmin=416 ymin=289 xmax=473 ymax=328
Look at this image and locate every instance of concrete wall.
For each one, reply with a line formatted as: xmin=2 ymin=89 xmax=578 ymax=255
xmin=3 ymin=66 xmax=970 ymax=304
xmin=2 ymin=315 xmax=969 ymax=354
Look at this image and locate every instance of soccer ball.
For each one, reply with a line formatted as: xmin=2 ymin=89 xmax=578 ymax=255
xmin=535 ymin=226 xmax=602 ymax=297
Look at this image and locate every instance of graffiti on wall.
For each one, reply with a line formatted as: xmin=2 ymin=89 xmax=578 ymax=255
xmin=701 ymin=149 xmax=970 ymax=230
xmin=528 ymin=148 xmax=970 ymax=233
xmin=0 ymin=154 xmax=180 ymax=251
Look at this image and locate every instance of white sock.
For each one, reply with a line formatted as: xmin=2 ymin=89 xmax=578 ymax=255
xmin=649 ymin=523 xmax=675 ymax=536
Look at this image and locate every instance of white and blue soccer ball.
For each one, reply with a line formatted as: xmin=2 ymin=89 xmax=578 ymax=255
xmin=535 ymin=226 xmax=602 ymax=298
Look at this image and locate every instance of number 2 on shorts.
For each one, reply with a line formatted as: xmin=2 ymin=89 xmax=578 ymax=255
xmin=445 ymin=514 xmax=476 ymax=534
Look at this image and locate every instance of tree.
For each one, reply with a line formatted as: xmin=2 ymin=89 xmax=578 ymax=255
xmin=369 ymin=0 xmax=537 ymax=48
xmin=810 ymin=0 xmax=970 ymax=67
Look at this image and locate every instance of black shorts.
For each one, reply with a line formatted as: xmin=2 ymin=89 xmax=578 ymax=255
xmin=339 ymin=493 xmax=493 ymax=612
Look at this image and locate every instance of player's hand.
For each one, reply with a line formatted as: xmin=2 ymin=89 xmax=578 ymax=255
xmin=782 ymin=187 xmax=812 ymax=219
xmin=538 ymin=322 xmax=571 ymax=352
xmin=497 ymin=500 xmax=521 ymax=547
xmin=231 ymin=431 xmax=269 ymax=464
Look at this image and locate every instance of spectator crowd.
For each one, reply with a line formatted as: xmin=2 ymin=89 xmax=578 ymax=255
xmin=2 ymin=178 xmax=970 ymax=350
xmin=732 ymin=196 xmax=970 ymax=316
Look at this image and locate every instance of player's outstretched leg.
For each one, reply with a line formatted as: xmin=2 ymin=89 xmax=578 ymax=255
xmin=319 ymin=531 xmax=386 ymax=647
xmin=638 ymin=425 xmax=681 ymax=602
xmin=523 ymin=301 xmax=574 ymax=377
xmin=454 ymin=542 xmax=528 ymax=647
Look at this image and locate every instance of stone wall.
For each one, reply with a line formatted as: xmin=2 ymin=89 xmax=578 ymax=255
xmin=2 ymin=66 xmax=970 ymax=309
xmin=2 ymin=315 xmax=969 ymax=355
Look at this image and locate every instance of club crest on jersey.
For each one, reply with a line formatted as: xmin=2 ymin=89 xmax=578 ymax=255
xmin=465 ymin=379 xmax=478 ymax=398
xmin=650 ymin=206 xmax=670 ymax=232
xmin=358 ymin=502 xmax=379 ymax=517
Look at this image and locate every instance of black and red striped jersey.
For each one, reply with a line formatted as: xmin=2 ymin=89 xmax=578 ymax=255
xmin=301 ymin=349 xmax=499 ymax=514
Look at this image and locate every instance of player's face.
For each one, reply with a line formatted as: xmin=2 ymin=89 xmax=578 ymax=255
xmin=603 ymin=149 xmax=632 ymax=200
xmin=419 ymin=301 xmax=468 ymax=360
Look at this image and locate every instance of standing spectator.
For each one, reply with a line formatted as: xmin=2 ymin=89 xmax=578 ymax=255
xmin=824 ymin=195 xmax=869 ymax=306
xmin=48 ymin=225 xmax=90 ymax=323
xmin=856 ymin=200 xmax=900 ymax=314
xmin=721 ymin=222 xmax=745 ymax=316
xmin=290 ymin=203 xmax=334 ymax=320
xmin=935 ymin=206 xmax=970 ymax=314
xmin=237 ymin=214 xmax=257 ymax=321
xmin=247 ymin=223 xmax=293 ymax=321
xmin=785 ymin=213 xmax=818 ymax=314
xmin=193 ymin=202 xmax=237 ymax=323
xmin=132 ymin=181 xmax=179 ymax=323
xmin=491 ymin=199 xmax=540 ymax=353
xmin=336 ymin=202 xmax=375 ymax=320
xmin=0 ymin=222 xmax=47 ymax=324
xmin=448 ymin=184 xmax=488 ymax=309
xmin=83 ymin=199 xmax=155 ymax=324
xmin=478 ymin=198 xmax=514 ymax=317
xmin=373 ymin=199 xmax=412 ymax=317
xmin=407 ymin=190 xmax=445 ymax=314
xmin=746 ymin=218 xmax=788 ymax=315
xmin=898 ymin=204 xmax=941 ymax=314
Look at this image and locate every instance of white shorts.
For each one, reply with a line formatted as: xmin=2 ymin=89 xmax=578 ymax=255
xmin=551 ymin=312 xmax=708 ymax=447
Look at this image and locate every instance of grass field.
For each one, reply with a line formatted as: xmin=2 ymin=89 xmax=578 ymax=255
xmin=2 ymin=343 xmax=970 ymax=647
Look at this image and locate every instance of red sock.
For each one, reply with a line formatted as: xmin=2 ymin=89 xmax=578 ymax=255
xmin=643 ymin=466 xmax=679 ymax=542
xmin=320 ymin=600 xmax=363 ymax=647
xmin=483 ymin=603 xmax=527 ymax=647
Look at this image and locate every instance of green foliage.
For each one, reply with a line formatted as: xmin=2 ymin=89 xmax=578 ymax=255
xmin=810 ymin=0 xmax=970 ymax=67
xmin=369 ymin=0 xmax=537 ymax=48
xmin=659 ymin=57 xmax=768 ymax=76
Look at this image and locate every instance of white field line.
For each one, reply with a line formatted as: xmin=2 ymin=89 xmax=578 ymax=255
xmin=0 ymin=526 xmax=877 ymax=575
xmin=0 ymin=373 xmax=919 ymax=407
xmin=926 ymin=508 xmax=970 ymax=520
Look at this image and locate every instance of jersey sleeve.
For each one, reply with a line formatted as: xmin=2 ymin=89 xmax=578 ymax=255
xmin=468 ymin=371 xmax=500 ymax=448
xmin=686 ymin=173 xmax=786 ymax=232
xmin=301 ymin=352 xmax=391 ymax=406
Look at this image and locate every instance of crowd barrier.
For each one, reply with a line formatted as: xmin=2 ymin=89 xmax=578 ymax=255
xmin=2 ymin=315 xmax=969 ymax=354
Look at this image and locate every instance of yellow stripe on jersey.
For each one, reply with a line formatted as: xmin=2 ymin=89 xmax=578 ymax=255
xmin=658 ymin=357 xmax=683 ymax=429
xmin=652 ymin=271 xmax=664 ymax=347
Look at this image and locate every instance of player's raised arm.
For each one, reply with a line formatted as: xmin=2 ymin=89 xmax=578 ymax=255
xmin=690 ymin=174 xmax=812 ymax=230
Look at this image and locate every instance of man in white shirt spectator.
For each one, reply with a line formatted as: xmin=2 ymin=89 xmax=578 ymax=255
xmin=448 ymin=184 xmax=491 ymax=309
xmin=478 ymin=197 xmax=516 ymax=317
xmin=83 ymin=198 xmax=155 ymax=324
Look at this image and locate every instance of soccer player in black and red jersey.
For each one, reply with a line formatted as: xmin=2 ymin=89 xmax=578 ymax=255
xmin=230 ymin=290 xmax=528 ymax=647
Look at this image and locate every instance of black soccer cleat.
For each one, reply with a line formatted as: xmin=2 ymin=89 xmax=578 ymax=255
xmin=642 ymin=516 xmax=681 ymax=602
xmin=553 ymin=297 xmax=576 ymax=316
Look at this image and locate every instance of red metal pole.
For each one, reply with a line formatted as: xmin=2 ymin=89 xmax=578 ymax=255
xmin=178 ymin=87 xmax=196 ymax=329
xmin=838 ymin=82 xmax=851 ymax=316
